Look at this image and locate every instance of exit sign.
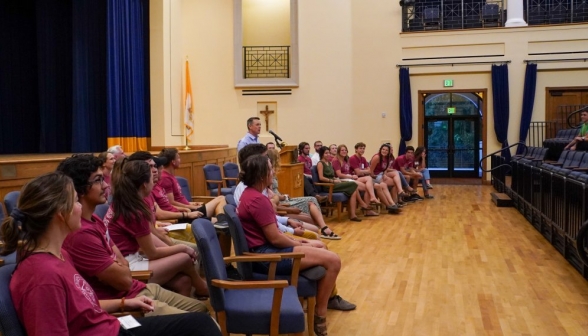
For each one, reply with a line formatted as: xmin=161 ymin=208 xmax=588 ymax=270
xmin=447 ymin=107 xmax=456 ymax=114
xmin=444 ymin=79 xmax=454 ymax=87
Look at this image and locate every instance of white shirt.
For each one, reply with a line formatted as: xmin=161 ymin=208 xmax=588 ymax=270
xmin=311 ymin=152 xmax=320 ymax=166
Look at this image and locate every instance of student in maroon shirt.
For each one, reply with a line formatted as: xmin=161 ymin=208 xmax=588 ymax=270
xmin=297 ymin=142 xmax=328 ymax=202
xmin=332 ymin=144 xmax=380 ymax=216
xmin=370 ymin=143 xmax=414 ymax=202
xmin=349 ymin=142 xmax=401 ymax=213
xmin=1 ymin=172 xmax=220 ymax=336
xmin=57 ymin=154 xmax=207 ymax=314
xmin=106 ymin=160 xmax=209 ymax=298
xmin=392 ymin=146 xmax=426 ymax=200
xmin=237 ymin=154 xmax=344 ymax=336
xmin=157 ymin=148 xmax=229 ymax=227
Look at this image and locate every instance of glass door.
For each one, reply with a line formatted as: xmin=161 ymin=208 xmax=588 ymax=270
xmin=424 ymin=92 xmax=482 ymax=178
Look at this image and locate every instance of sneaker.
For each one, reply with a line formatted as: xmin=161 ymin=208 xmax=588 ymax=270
xmin=403 ymin=196 xmax=415 ymax=203
xmin=425 ymin=194 xmax=434 ymax=199
xmin=426 ymin=184 xmax=433 ymax=189
xmin=213 ymin=214 xmax=229 ymax=230
xmin=410 ymin=194 xmax=424 ymax=201
xmin=226 ymin=264 xmax=243 ymax=280
xmin=327 ymin=295 xmax=356 ymax=311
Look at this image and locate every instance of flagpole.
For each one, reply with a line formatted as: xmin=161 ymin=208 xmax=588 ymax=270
xmin=184 ymin=56 xmax=192 ymax=150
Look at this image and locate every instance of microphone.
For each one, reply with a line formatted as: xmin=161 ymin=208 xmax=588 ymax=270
xmin=269 ymin=130 xmax=283 ymax=142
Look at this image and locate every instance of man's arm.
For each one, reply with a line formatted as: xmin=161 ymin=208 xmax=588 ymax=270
xmin=95 ymin=259 xmax=134 ymax=292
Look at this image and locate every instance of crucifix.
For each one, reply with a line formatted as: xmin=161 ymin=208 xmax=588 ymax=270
xmin=259 ymin=105 xmax=274 ymax=132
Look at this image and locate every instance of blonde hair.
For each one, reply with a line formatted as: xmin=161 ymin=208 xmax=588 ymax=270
xmin=267 ymin=149 xmax=281 ymax=172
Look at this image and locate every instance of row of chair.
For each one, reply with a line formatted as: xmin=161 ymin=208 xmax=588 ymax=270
xmin=499 ymin=148 xmax=588 ymax=280
xmin=543 ymin=127 xmax=580 ymax=160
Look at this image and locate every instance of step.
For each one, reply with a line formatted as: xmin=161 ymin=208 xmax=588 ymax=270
xmin=491 ymin=192 xmax=513 ymax=207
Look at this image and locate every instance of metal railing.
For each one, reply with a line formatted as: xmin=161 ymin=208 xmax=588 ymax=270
xmin=527 ymin=121 xmax=557 ymax=148
xmin=243 ymin=46 xmax=290 ymax=79
xmin=400 ymin=0 xmax=588 ymax=32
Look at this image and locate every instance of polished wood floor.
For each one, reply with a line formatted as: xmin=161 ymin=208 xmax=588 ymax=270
xmin=317 ymin=185 xmax=588 ymax=336
xmin=223 ymin=184 xmax=588 ymax=335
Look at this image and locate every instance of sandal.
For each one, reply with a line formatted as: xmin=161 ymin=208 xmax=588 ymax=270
xmin=314 ymin=315 xmax=328 ymax=336
xmin=320 ymin=226 xmax=341 ymax=240
xmin=364 ymin=210 xmax=379 ymax=216
xmin=349 ymin=217 xmax=362 ymax=222
xmin=360 ymin=206 xmax=373 ymax=211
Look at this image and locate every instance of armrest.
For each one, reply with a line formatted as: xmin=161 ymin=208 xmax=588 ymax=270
xmin=313 ymin=182 xmax=334 ymax=187
xmin=131 ymin=271 xmax=153 ymax=283
xmin=224 ymin=254 xmax=282 ymax=280
xmin=191 ymin=196 xmax=216 ymax=203
xmin=277 ymin=210 xmax=287 ymax=216
xmin=564 ymin=166 xmax=579 ymax=169
xmin=205 ymin=180 xmax=224 ymax=184
xmin=572 ymin=167 xmax=588 ymax=171
xmin=551 ymin=163 xmax=564 ymax=166
xmin=212 ymin=279 xmax=288 ymax=289
xmin=243 ymin=252 xmax=304 ymax=287
xmin=277 ymin=206 xmax=300 ymax=214
xmin=223 ymin=177 xmax=239 ymax=181
xmin=111 ymin=310 xmax=145 ymax=318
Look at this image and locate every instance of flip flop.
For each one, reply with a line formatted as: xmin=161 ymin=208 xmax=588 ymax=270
xmin=349 ymin=217 xmax=362 ymax=222
xmin=364 ymin=211 xmax=379 ymax=216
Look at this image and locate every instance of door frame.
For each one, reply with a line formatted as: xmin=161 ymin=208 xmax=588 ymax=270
xmin=424 ymin=116 xmax=482 ymax=178
xmin=418 ymin=89 xmax=488 ymax=181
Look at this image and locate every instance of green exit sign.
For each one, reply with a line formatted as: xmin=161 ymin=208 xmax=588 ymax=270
xmin=444 ymin=79 xmax=454 ymax=87
xmin=447 ymin=107 xmax=456 ymax=114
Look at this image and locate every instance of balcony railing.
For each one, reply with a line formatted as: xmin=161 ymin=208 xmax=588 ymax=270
xmin=243 ymin=46 xmax=290 ymax=79
xmin=401 ymin=0 xmax=588 ymax=32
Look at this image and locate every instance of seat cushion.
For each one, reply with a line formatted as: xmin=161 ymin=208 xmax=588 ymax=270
xmin=224 ymin=286 xmax=305 ymax=334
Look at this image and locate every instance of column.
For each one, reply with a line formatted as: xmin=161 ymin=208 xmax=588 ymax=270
xmin=505 ymin=0 xmax=528 ymax=26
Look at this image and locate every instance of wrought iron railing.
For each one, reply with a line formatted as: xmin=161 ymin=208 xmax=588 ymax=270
xmin=527 ymin=121 xmax=557 ymax=147
xmin=400 ymin=0 xmax=588 ymax=32
xmin=243 ymin=46 xmax=290 ymax=79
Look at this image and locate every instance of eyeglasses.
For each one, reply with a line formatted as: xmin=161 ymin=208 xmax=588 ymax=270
xmin=88 ymin=175 xmax=105 ymax=186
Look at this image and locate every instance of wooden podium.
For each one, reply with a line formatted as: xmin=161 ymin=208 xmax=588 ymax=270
xmin=276 ymin=145 xmax=304 ymax=198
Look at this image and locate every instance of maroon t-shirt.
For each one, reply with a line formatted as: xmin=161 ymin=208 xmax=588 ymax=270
xmin=392 ymin=154 xmax=414 ymax=171
xmin=332 ymin=158 xmax=352 ymax=175
xmin=371 ymin=154 xmax=393 ymax=175
xmin=237 ymin=187 xmax=280 ymax=249
xmin=297 ymin=154 xmax=312 ymax=175
xmin=104 ymin=197 xmax=154 ymax=256
xmin=10 ymin=251 xmax=120 ymax=336
xmin=159 ymin=170 xmax=190 ymax=205
xmin=63 ymin=215 xmax=146 ymax=300
xmin=349 ymin=155 xmax=369 ymax=174
xmin=152 ymin=183 xmax=178 ymax=212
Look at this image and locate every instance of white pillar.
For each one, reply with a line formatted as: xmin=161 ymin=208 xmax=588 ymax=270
xmin=505 ymin=0 xmax=528 ymax=27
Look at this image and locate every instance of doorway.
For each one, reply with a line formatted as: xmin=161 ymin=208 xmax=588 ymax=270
xmin=420 ymin=91 xmax=485 ymax=178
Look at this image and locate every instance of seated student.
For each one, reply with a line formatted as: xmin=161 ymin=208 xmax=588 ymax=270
xmin=98 ymin=151 xmax=116 ymax=201
xmin=237 ymin=144 xmax=356 ymax=313
xmin=57 ymin=154 xmax=207 ymax=315
xmin=1 ymin=172 xmax=221 ymax=336
xmin=266 ymin=142 xmax=276 ymax=150
xmin=107 ymin=144 xmax=126 ymax=160
xmin=328 ymin=144 xmax=338 ymax=161
xmin=238 ymin=154 xmax=349 ymax=336
xmin=392 ymin=146 xmax=430 ymax=200
xmin=158 ymin=148 xmax=229 ymax=228
xmin=349 ymin=142 xmax=401 ymax=214
xmin=332 ymin=144 xmax=380 ymax=216
xmin=311 ymin=140 xmax=323 ymax=166
xmin=414 ymin=146 xmax=433 ymax=190
xmin=297 ymin=142 xmax=328 ymax=202
xmin=316 ymin=146 xmax=362 ymax=222
xmin=127 ymin=152 xmax=202 ymax=248
xmin=268 ymin=149 xmax=340 ymax=239
xmin=104 ymin=159 xmax=209 ymax=298
xmin=564 ymin=109 xmax=588 ymax=151
xmin=370 ymin=143 xmax=414 ymax=203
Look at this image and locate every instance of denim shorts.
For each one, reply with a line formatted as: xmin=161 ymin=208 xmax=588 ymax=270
xmin=373 ymin=172 xmax=384 ymax=184
xmin=250 ymin=244 xmax=294 ymax=275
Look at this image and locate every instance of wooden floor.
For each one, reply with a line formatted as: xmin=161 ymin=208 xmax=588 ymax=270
xmin=316 ymin=185 xmax=588 ymax=336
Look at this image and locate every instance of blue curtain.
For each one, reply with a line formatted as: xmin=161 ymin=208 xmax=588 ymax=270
xmin=0 ymin=0 xmax=40 ymax=154
xmin=398 ymin=67 xmax=413 ymax=155
xmin=0 ymin=0 xmax=109 ymax=154
xmin=516 ymin=63 xmax=537 ymax=155
xmin=71 ymin=0 xmax=108 ymax=153
xmin=106 ymin=0 xmax=151 ymax=151
xmin=491 ymin=64 xmax=511 ymax=161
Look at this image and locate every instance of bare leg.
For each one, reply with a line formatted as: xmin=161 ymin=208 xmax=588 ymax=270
xmin=204 ymin=196 xmax=227 ymax=216
xmin=358 ymin=176 xmax=378 ymax=203
xmin=348 ymin=190 xmax=358 ymax=218
xmin=375 ymin=183 xmax=395 ymax=206
xmin=163 ymin=274 xmax=192 ymax=297
xmin=148 ymin=254 xmax=208 ymax=296
xmin=294 ymin=246 xmax=341 ymax=316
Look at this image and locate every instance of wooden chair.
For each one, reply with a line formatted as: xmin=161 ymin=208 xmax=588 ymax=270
xmin=222 ymin=162 xmax=240 ymax=188
xmin=224 ymin=204 xmax=325 ymax=334
xmin=192 ymin=219 xmax=305 ymax=336
xmin=310 ymin=166 xmax=349 ymax=221
xmin=203 ymin=164 xmax=234 ymax=197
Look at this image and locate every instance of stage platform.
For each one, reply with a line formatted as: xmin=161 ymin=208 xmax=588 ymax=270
xmin=0 ymin=146 xmax=237 ymax=203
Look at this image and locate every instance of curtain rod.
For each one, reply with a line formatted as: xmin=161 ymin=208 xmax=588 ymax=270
xmin=524 ymin=58 xmax=588 ymax=63
xmin=396 ymin=60 xmax=510 ymax=68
